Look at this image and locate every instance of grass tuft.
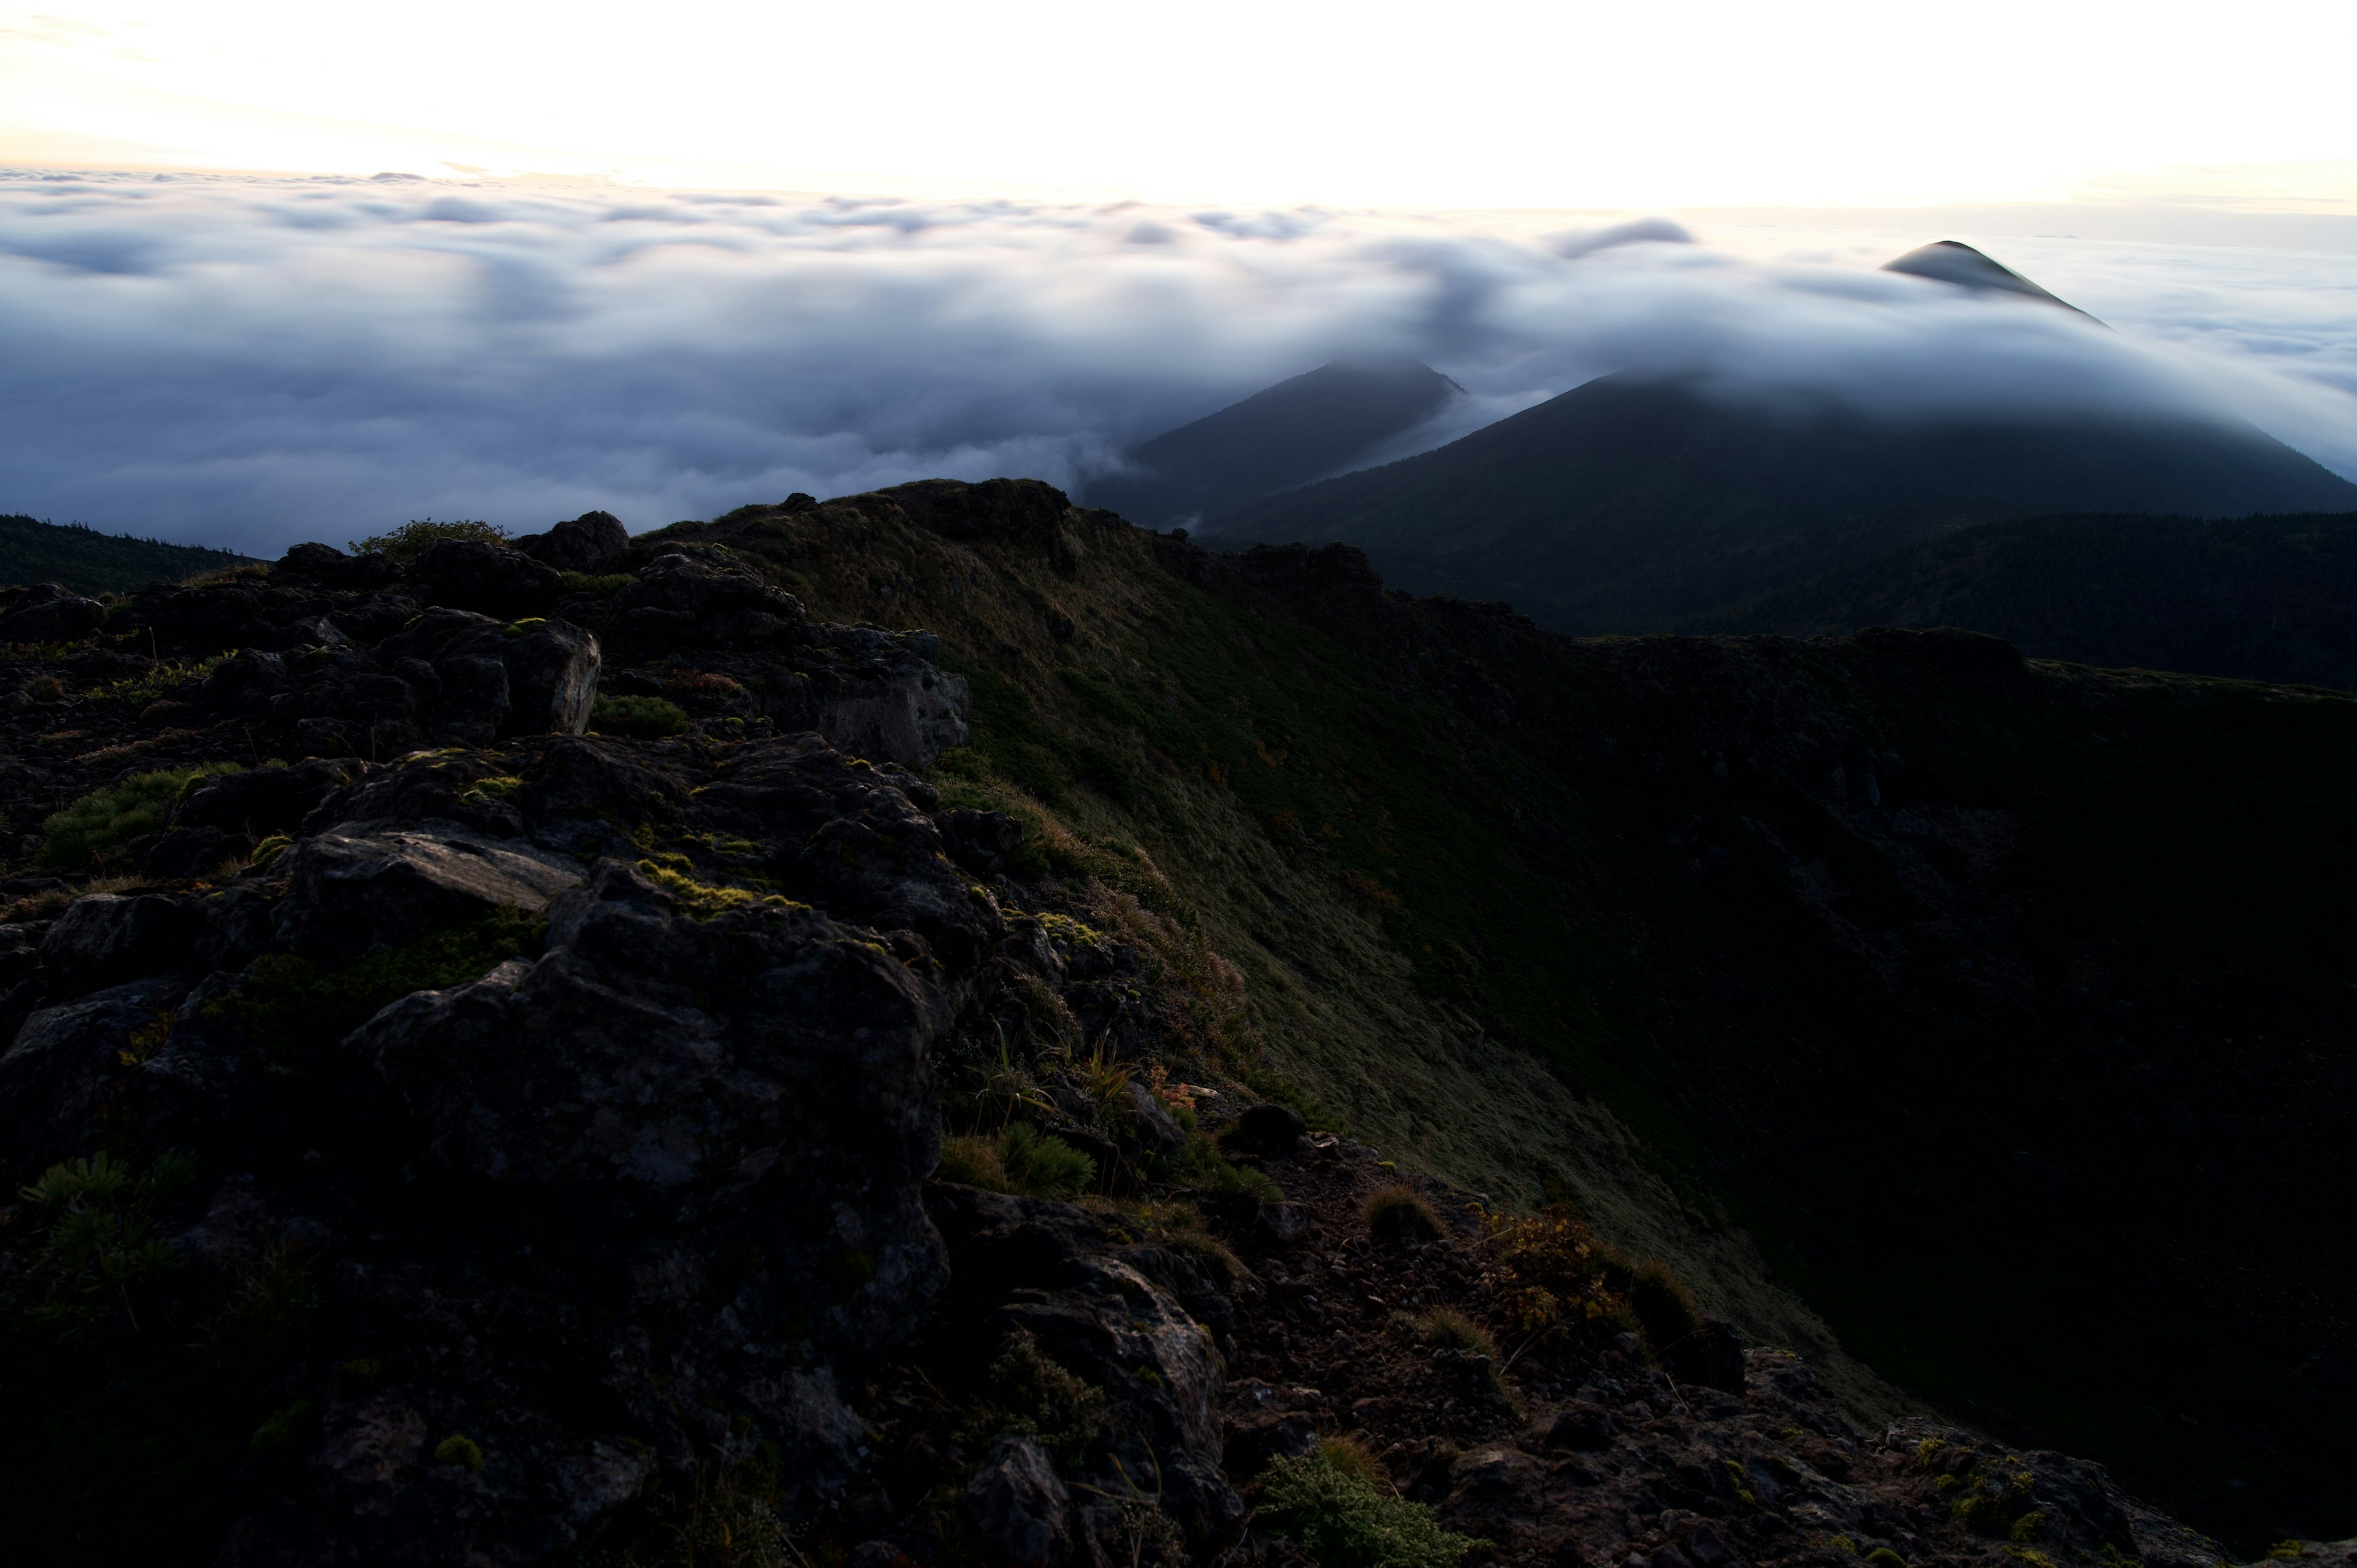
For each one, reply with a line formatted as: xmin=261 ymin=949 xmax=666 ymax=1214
xmin=1365 ymin=1184 xmax=1442 ymax=1243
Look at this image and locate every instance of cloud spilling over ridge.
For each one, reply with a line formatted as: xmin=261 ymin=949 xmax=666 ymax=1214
xmin=1 ymin=169 xmax=2352 ymax=556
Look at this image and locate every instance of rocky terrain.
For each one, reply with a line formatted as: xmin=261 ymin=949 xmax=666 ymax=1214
xmin=0 ymin=485 xmax=2349 ymax=1566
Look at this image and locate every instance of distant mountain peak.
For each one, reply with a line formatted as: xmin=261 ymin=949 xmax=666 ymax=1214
xmin=1883 ymin=240 xmax=2097 ymax=320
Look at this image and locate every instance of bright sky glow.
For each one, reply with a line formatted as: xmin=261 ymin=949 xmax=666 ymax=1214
xmin=4 ymin=0 xmax=2356 ymax=209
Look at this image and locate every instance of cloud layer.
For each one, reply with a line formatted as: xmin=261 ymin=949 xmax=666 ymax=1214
xmin=2 ymin=168 xmax=2352 ymax=557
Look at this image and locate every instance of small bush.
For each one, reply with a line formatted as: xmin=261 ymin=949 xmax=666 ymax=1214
xmin=1000 ymin=1122 xmax=1096 ymax=1197
xmin=1412 ymin=1307 xmax=1495 ymax=1359
xmin=557 ymin=571 xmax=633 ymax=598
xmin=1365 ymin=1184 xmax=1442 ymax=1243
xmin=1629 ymin=1261 xmax=1703 ymax=1357
xmin=592 ymin=695 xmax=691 ymax=739
xmin=433 ymin=1434 xmax=486 ymax=1470
xmin=349 ymin=519 xmax=509 ymax=563
xmin=1867 ymin=1551 xmax=1908 ymax=1568
xmin=1259 ymin=1442 xmax=1483 ymax=1568
xmin=25 ymin=674 xmax=65 ymax=703
xmin=39 ymin=762 xmax=238 ymax=866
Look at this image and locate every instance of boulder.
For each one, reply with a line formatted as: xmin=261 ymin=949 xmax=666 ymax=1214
xmin=1223 ymin=1102 xmax=1306 ymax=1157
xmin=929 ymin=1185 xmax=1244 ymax=1547
xmin=489 ymin=619 xmax=600 ymax=736
xmin=964 ymin=1437 xmax=1075 ymax=1568
xmin=611 ymin=550 xmax=802 ymax=645
xmin=38 ymin=893 xmax=204 ymax=993
xmin=412 ymin=538 xmax=562 ymax=620
xmin=1223 ymin=1410 xmax=1318 ymax=1478
xmin=937 ymin=808 xmax=1025 ymax=877
xmin=1658 ymin=1319 xmax=1747 ymax=1394
xmin=350 ymin=859 xmax=946 ymax=1332
xmin=175 ymin=759 xmax=371 ymax=836
xmin=1538 ymin=1401 xmax=1616 ymax=1451
xmin=0 ymin=976 xmax=187 ymax=1175
xmin=515 ymin=510 xmax=630 ymax=572
xmin=271 ymin=824 xmax=583 ymax=964
xmin=0 ymin=582 xmax=105 ymax=644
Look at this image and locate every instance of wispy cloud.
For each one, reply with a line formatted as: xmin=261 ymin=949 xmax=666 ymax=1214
xmin=1 ymin=169 xmax=2351 ymax=555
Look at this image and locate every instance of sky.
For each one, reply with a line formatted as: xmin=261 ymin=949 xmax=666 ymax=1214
xmin=1 ymin=2 xmax=2354 ymax=552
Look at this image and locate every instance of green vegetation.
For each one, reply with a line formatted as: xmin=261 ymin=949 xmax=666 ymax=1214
xmin=218 ymin=908 xmax=544 ymax=1057
xmin=1258 ymin=1439 xmax=1484 ymax=1568
xmin=347 ymin=517 xmax=509 ymax=563
xmin=939 ymin=1123 xmax=1097 ymax=1199
xmin=0 ymin=513 xmax=254 ymax=595
xmin=557 ymin=571 xmax=635 ymax=598
xmin=1 ymin=1146 xmax=314 ymax=1559
xmin=591 ymin=695 xmax=692 ymax=738
xmin=964 ymin=1327 xmax=1105 ymax=1464
xmin=39 ymin=762 xmax=239 ymax=866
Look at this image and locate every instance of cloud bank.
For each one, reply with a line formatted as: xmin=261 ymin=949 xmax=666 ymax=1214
xmin=2 ymin=168 xmax=2353 ymax=557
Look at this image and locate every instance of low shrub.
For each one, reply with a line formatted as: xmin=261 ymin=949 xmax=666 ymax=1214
xmin=1485 ymin=1207 xmax=1625 ymax=1336
xmin=556 ymin=571 xmax=633 ymax=598
xmin=1258 ymin=1440 xmax=1483 ymax=1568
xmin=1365 ymin=1184 xmax=1442 ymax=1243
xmin=592 ymin=695 xmax=691 ymax=739
xmin=348 ymin=518 xmax=509 ymax=563
xmin=433 ymin=1434 xmax=486 ymax=1470
xmin=39 ymin=762 xmax=239 ymax=866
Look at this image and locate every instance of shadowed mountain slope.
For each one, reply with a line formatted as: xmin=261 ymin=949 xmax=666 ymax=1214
xmin=1686 ymin=509 xmax=2357 ymax=690
xmin=1210 ymin=370 xmax=2357 ymax=631
xmin=1086 ymin=358 xmax=1461 ymax=526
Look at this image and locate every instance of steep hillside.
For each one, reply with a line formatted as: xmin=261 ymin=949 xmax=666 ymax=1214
xmin=1 ymin=484 xmax=2352 ymax=1564
xmin=1684 ymin=509 xmax=2357 ymax=690
xmin=1206 ymin=373 xmax=2357 ymax=633
xmin=1086 ymin=359 xmax=1461 ymax=526
xmin=0 ymin=513 xmax=255 ymax=595
xmin=685 ymin=487 xmax=2357 ymax=1546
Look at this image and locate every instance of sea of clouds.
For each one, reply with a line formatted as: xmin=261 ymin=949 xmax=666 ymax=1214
xmin=2 ymin=168 xmax=2353 ymax=556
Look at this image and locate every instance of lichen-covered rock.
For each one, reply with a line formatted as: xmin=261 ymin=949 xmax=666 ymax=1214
xmin=272 ymin=824 xmax=583 ymax=964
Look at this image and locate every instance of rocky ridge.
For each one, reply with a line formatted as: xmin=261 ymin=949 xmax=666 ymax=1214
xmin=0 ymin=487 xmax=2345 ymax=1567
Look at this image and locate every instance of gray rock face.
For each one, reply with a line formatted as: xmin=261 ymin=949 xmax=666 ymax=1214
xmin=496 ymin=619 xmax=600 ymax=735
xmin=39 ymin=892 xmax=203 ymax=992
xmin=965 ymin=1437 xmax=1075 ymax=1568
xmin=0 ymin=582 xmax=106 ymax=644
xmin=272 ymin=824 xmax=583 ymax=964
